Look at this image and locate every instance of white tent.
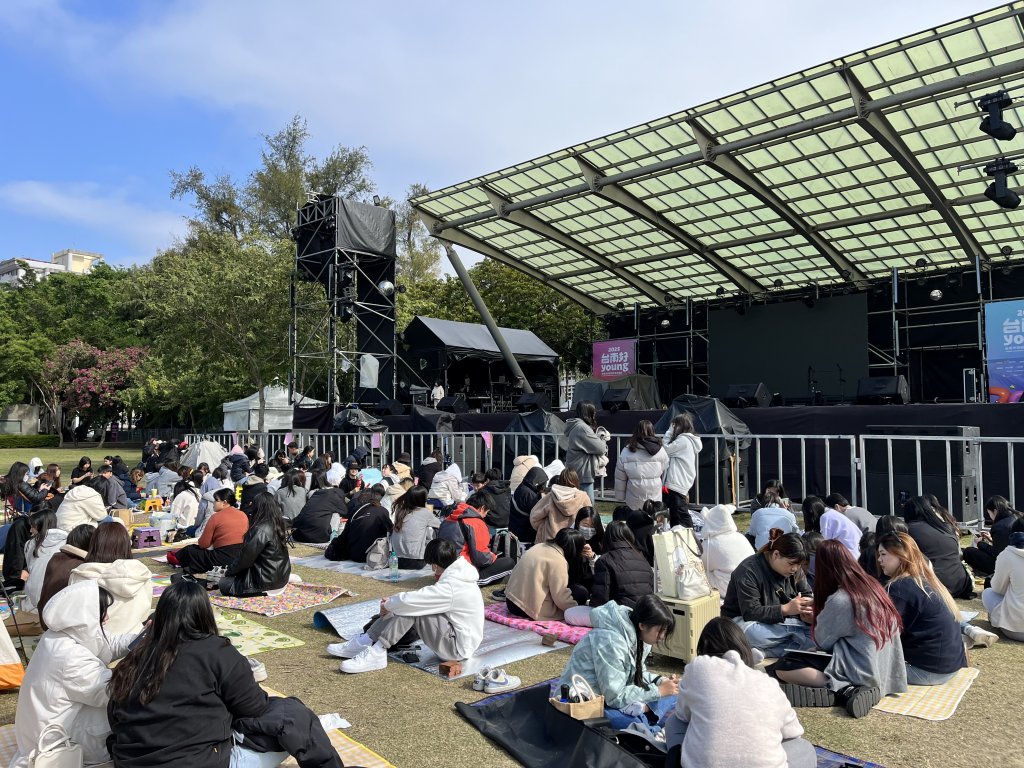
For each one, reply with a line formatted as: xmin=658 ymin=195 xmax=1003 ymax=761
xmin=222 ymin=386 xmax=326 ymax=431
xmin=180 ymin=439 xmax=229 ymax=469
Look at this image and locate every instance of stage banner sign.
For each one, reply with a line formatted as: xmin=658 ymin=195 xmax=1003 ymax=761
xmin=592 ymin=339 xmax=636 ymax=380
xmin=985 ymin=299 xmax=1024 ymax=403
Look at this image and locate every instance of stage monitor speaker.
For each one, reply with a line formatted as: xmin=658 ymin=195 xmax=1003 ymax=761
xmin=515 ymin=392 xmax=550 ymax=412
xmin=374 ymin=399 xmax=404 ymax=417
xmin=601 ymin=388 xmax=640 ymax=412
xmin=722 ymin=382 xmax=771 ymax=409
xmin=436 ymin=394 xmax=468 ymax=414
xmin=856 ymin=375 xmax=909 ymax=405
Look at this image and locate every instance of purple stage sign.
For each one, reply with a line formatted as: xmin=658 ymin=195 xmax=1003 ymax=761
xmin=592 ymin=339 xmax=636 ymax=380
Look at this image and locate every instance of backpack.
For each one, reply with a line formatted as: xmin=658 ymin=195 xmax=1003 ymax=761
xmin=490 ymin=529 xmax=521 ymax=563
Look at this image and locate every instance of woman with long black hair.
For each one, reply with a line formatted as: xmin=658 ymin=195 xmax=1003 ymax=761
xmin=615 ymin=420 xmax=669 ymax=513
xmin=964 ymin=495 xmax=1023 ymax=578
xmin=274 ymin=468 xmax=308 ymax=521
xmin=219 ymin=493 xmax=291 ymax=597
xmin=22 ymin=508 xmax=67 ymax=611
xmin=903 ymin=495 xmax=974 ymax=598
xmin=390 ymin=486 xmax=440 ymax=569
xmin=558 ymin=593 xmax=679 ymax=730
xmin=505 ymin=528 xmax=590 ymax=621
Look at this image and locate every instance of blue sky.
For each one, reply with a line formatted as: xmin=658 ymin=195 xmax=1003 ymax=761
xmin=0 ymin=0 xmax=1001 ymax=267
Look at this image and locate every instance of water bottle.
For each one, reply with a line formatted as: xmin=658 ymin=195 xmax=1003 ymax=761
xmin=388 ymin=550 xmax=399 ymax=582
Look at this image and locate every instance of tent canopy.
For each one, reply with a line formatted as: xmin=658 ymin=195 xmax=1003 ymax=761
xmin=404 ymin=316 xmax=559 ymax=363
xmin=411 ymin=4 xmax=1024 ymax=313
xmin=222 ymin=386 xmax=326 ymax=431
xmin=181 ymin=440 xmax=228 ymax=469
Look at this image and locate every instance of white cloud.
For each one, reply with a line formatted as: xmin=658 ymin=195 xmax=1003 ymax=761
xmin=0 ymin=181 xmax=188 ymax=261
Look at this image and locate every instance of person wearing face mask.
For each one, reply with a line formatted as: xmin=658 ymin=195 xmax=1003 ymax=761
xmin=573 ymin=507 xmax=605 ymax=554
xmin=328 ymin=539 xmax=484 ymax=674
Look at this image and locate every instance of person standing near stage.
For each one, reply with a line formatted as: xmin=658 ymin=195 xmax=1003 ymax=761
xmin=564 ymin=401 xmax=607 ymax=503
xmin=431 ymin=380 xmax=445 ymax=408
xmin=663 ymin=412 xmax=702 ymax=528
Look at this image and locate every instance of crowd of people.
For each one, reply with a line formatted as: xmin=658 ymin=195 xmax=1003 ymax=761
xmin=1 ymin=407 xmax=1022 ymax=766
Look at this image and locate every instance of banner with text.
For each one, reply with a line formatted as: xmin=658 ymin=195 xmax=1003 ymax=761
xmin=592 ymin=339 xmax=636 ymax=380
xmin=985 ymin=299 xmax=1024 ymax=403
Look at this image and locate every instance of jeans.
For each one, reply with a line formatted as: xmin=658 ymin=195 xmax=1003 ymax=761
xmin=982 ymin=588 xmax=1024 ymax=641
xmin=579 ymin=482 xmax=595 ymax=504
xmin=604 ymin=694 xmax=676 ymax=731
xmin=733 ymin=617 xmax=815 ymax=656
xmin=230 ymin=740 xmax=288 ymax=768
xmin=905 ymin=664 xmax=957 ymax=686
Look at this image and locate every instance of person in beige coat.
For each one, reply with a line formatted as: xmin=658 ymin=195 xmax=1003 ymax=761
xmin=505 ymin=529 xmax=589 ymax=622
xmin=529 ymin=468 xmax=591 ymax=543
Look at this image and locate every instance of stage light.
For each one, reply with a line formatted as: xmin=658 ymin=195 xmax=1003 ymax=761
xmin=840 ymin=269 xmax=851 ymax=280
xmin=372 ymin=195 xmax=382 ymax=206
xmin=660 ymin=318 xmax=670 ymax=329
xmin=772 ymin=279 xmax=784 ymax=289
xmin=1001 ymin=245 xmax=1014 ymax=256
xmin=715 ymin=287 xmax=726 ymax=296
xmin=984 ymin=158 xmax=1021 ymax=209
xmin=616 ymin=301 xmax=626 ymax=311
xmin=978 ymin=91 xmax=1017 ymax=141
xmin=377 ymin=280 xmax=396 ymax=296
xmin=929 ymin=289 xmax=943 ymax=302
xmin=915 ymin=258 xmax=927 ymax=268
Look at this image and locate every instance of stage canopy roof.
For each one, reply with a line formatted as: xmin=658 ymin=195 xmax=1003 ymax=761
xmin=405 ymin=316 xmax=559 ymax=363
xmin=411 ymin=3 xmax=1024 ymax=314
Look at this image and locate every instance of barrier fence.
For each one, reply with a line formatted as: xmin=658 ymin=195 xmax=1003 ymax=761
xmin=185 ymin=428 xmax=1012 ymax=524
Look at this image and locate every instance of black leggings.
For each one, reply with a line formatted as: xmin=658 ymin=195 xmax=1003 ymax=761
xmin=665 ymin=490 xmax=692 ymax=528
xmin=963 ymin=543 xmax=996 ymax=576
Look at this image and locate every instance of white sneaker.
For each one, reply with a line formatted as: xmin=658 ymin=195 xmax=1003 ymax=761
xmin=327 ymin=633 xmax=372 ymax=659
xmin=482 ymin=668 xmax=521 ymax=694
xmin=247 ymin=657 xmax=267 ymax=682
xmin=964 ymin=625 xmax=998 ymax=648
xmin=339 ymin=642 xmax=388 ymax=674
xmin=624 ymin=722 xmax=667 ymax=750
xmin=472 ymin=666 xmax=493 ymax=692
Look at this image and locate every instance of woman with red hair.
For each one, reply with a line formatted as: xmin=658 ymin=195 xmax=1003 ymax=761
xmin=774 ymin=539 xmax=907 ymax=718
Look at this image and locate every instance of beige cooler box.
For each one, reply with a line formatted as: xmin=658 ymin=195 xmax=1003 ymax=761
xmin=656 ymin=592 xmax=721 ymax=662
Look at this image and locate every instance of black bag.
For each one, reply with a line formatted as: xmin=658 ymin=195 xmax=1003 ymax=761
xmin=490 ymin=529 xmax=521 ymax=563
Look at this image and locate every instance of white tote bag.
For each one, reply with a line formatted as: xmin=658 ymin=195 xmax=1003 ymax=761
xmin=29 ymin=724 xmax=83 ymax=768
xmin=654 ymin=526 xmax=711 ymax=600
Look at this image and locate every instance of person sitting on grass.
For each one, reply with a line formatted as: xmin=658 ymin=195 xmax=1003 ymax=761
xmin=171 ymin=489 xmax=249 ymax=575
xmin=510 ymin=465 xmax=548 ymax=545
xmin=982 ymin=516 xmax=1024 ymax=642
xmin=876 ymin=532 xmax=970 ymax=684
xmin=505 ymin=528 xmax=591 ymax=623
xmin=55 ymin=476 xmax=108 ymax=532
xmin=664 ymin=618 xmax=816 ymax=768
xmin=558 ymin=593 xmax=679 ymax=731
xmin=773 ymin=540 xmax=907 ymax=719
xmin=722 ymin=529 xmax=815 ymax=656
xmin=169 ymin=474 xmax=202 ymax=536
xmin=36 ymin=524 xmax=94 ymax=630
xmin=326 ymin=484 xmax=392 ymax=564
xmin=291 ymin=470 xmax=346 ymax=544
xmin=218 ymin=494 xmax=291 ymax=598
xmin=529 ymin=468 xmax=591 ymax=544
xmin=748 ymin=488 xmax=800 ymax=549
xmin=333 ymin=539 xmax=484 ymax=674
xmin=590 ymin=521 xmax=653 ymax=609
xmin=903 ymin=495 xmax=974 ymax=599
xmin=22 ymin=508 xmax=68 ymax=612
xmin=859 ymin=515 xmax=908 ymax=583
xmin=438 ymin=495 xmax=514 ymax=585
xmin=390 ymin=487 xmax=440 ymax=570
xmin=964 ymin=495 xmax=1022 ymax=581
xmin=700 ymin=503 xmax=754 ymax=594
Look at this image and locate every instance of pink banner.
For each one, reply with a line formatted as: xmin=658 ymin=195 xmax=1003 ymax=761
xmin=592 ymin=339 xmax=636 ymax=380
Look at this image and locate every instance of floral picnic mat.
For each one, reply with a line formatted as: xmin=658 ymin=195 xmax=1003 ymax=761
xmin=483 ymin=602 xmax=592 ymax=644
xmin=209 ymin=583 xmax=354 ymax=617
xmin=214 ymin=608 xmax=304 ymax=656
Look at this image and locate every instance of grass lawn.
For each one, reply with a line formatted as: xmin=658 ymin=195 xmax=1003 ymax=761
xmin=0 ymin=501 xmax=1016 ymax=766
xmin=0 ymin=445 xmax=144 ymax=479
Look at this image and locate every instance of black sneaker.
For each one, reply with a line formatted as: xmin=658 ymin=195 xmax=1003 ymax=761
xmin=492 ymin=589 xmax=507 ymax=601
xmin=839 ymin=685 xmax=880 ymax=718
xmin=778 ymin=683 xmax=835 ymax=708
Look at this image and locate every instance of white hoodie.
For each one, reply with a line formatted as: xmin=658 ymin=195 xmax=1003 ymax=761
xmin=22 ymin=528 xmax=69 ymax=611
xmin=700 ymin=504 xmax=754 ymax=595
xmin=384 ymin=557 xmax=484 ymax=659
xmin=509 ymin=455 xmax=539 ymax=494
xmin=663 ymin=429 xmax=703 ymax=496
xmin=990 ymin=545 xmax=1024 ymax=633
xmin=68 ymin=559 xmax=154 ymax=635
xmin=11 ymin=580 xmax=135 ymax=768
xmin=428 ymin=465 xmax=466 ymax=506
xmin=56 ymin=485 xmax=107 ymax=532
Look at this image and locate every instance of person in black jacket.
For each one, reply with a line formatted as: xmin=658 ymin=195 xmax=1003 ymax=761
xmin=590 ymin=521 xmax=653 ymax=608
xmin=2 ymin=461 xmax=51 ymax=514
xmin=903 ymin=496 xmax=974 ymax=598
xmin=477 ymin=468 xmax=511 ymax=531
xmin=625 ymin=499 xmax=666 ymax=566
xmin=291 ymin=472 xmax=347 ymax=543
xmin=108 ymin=578 xmax=328 ymax=768
xmin=239 ymin=464 xmax=269 ymax=517
xmin=326 ymin=486 xmax=391 ymax=563
xmin=414 ymin=449 xmax=444 ymax=490
xmin=963 ymin=495 xmax=1022 ymax=578
xmin=510 ymin=466 xmax=547 ymax=544
xmin=219 ymin=494 xmax=291 ymax=597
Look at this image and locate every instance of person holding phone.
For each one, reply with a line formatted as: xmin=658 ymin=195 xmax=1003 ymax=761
xmin=69 ymin=456 xmax=94 ymax=486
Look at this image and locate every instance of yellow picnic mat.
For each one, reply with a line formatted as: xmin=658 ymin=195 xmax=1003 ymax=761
xmin=873 ymin=667 xmax=979 ymax=720
xmin=262 ymin=686 xmax=396 ymax=768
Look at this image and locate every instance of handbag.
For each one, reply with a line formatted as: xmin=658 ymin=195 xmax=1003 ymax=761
xmin=654 ymin=527 xmax=710 ymax=600
xmin=549 ymin=674 xmax=605 ymax=720
xmin=364 ymin=536 xmax=390 ymax=570
xmin=29 ymin=724 xmax=83 ymax=768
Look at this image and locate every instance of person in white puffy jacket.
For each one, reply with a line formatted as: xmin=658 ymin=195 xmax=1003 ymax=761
xmin=11 ymin=580 xmax=137 ymax=768
xmin=427 ymin=463 xmax=466 ymax=508
xmin=22 ymin=510 xmax=68 ymax=612
xmin=701 ymin=504 xmax=754 ymax=594
xmin=614 ymin=420 xmax=669 ymax=512
xmin=663 ymin=413 xmax=703 ymax=527
xmin=55 ymin=479 xmax=108 ymax=532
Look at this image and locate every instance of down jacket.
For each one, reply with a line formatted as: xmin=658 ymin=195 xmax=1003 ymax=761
xmin=221 ymin=520 xmax=291 ymax=597
xmin=589 ymin=539 xmax=654 ymax=608
xmin=700 ymin=504 xmax=754 ymax=594
xmin=614 ymin=437 xmax=669 ymax=511
xmin=69 ymin=559 xmax=154 ymax=635
xmin=22 ymin=528 xmax=69 ymax=611
xmin=55 ymin=485 xmax=108 ymax=531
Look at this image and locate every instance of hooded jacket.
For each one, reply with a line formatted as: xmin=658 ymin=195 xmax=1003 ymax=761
xmin=384 ymin=557 xmax=485 ymax=659
xmin=414 ymin=457 xmax=442 ymax=491
xmin=564 ymin=418 xmax=607 ymax=484
xmin=55 ymin=485 xmax=108 ymax=531
xmin=428 ymin=465 xmax=466 ymax=506
xmin=663 ymin=430 xmax=702 ymax=496
xmin=100 ymin=474 xmax=130 ymax=510
xmin=614 ymin=437 xmax=669 ymax=511
xmin=226 ymin=452 xmax=251 ymax=483
xmin=69 ymin=559 xmax=154 ymax=635
xmin=529 ymin=484 xmax=591 ymax=543
xmin=221 ymin=519 xmax=291 ymax=597
xmin=590 ymin=539 xmax=654 ymax=609
xmin=36 ymin=544 xmax=89 ymax=630
xmin=510 ymin=466 xmax=549 ymax=544
xmin=509 ymin=455 xmax=539 ymax=494
xmin=12 ymin=580 xmax=135 ymax=768
xmin=145 ymin=466 xmax=182 ymax=498
xmin=700 ymin=504 xmax=754 ymax=594
xmin=292 ymin=487 xmax=347 ymax=543
xmin=990 ymin=544 xmax=1024 ymax=633
xmin=438 ymin=503 xmax=495 ymax=570
xmin=558 ymin=602 xmax=661 ymax=710
xmin=22 ymin=527 xmax=69 ymax=611
xmin=478 ymin=479 xmax=512 ymax=529
xmin=504 ymin=541 xmax=577 ymax=621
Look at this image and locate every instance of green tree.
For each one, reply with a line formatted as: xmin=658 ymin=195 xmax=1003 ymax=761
xmin=394 ymin=183 xmax=442 ymax=283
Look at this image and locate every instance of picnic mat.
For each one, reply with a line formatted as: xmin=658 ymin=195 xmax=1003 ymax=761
xmin=151 ymin=573 xmax=173 ymax=597
xmin=814 ymin=746 xmax=885 ymax=768
xmin=872 ymin=667 xmax=979 ymax=720
xmin=214 ymin=608 xmax=304 ymax=656
xmin=314 ymin=599 xmax=567 ymax=680
xmin=484 ymin=602 xmax=592 ymax=645
xmin=209 ymin=583 xmax=354 ymax=618
xmin=292 ymin=554 xmax=433 ymax=582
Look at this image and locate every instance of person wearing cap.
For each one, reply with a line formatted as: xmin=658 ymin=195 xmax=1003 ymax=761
xmin=97 ymin=464 xmax=130 ymax=510
xmin=339 ymin=460 xmax=364 ymax=501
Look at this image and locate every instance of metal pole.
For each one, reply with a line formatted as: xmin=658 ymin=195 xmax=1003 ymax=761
xmin=441 ymin=243 xmax=534 ymax=394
